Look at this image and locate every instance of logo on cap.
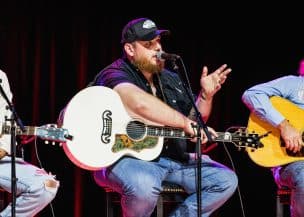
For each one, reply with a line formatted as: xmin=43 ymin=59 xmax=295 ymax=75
xmin=142 ymin=20 xmax=156 ymax=29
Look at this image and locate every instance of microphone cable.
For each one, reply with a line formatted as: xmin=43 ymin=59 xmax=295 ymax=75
xmin=222 ymin=126 xmax=248 ymax=217
xmin=33 ymin=137 xmax=56 ymax=217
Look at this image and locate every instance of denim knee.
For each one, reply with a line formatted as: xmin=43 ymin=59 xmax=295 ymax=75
xmin=123 ymin=177 xmax=160 ymax=201
xmin=223 ymin=170 xmax=238 ymax=196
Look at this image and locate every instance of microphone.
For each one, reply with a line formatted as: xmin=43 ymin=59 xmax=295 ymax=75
xmin=156 ymin=51 xmax=180 ymax=61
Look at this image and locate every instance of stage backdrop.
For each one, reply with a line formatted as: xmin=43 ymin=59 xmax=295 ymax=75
xmin=1 ymin=3 xmax=304 ymax=217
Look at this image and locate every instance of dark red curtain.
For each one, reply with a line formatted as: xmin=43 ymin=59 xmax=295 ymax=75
xmin=1 ymin=4 xmax=304 ymax=217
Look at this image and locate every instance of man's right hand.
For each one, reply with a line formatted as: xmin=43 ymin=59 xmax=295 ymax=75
xmin=278 ymin=119 xmax=303 ymax=153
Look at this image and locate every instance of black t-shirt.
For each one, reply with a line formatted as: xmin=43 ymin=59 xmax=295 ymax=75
xmin=90 ymin=57 xmax=194 ymax=162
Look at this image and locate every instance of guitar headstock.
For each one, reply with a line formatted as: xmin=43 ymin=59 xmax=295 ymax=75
xmin=216 ymin=127 xmax=263 ymax=150
xmin=231 ymin=128 xmax=262 ymax=149
xmin=36 ymin=124 xmax=72 ymax=144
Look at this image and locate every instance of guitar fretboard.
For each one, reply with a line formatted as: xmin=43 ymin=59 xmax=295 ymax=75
xmin=147 ymin=127 xmax=235 ymax=142
xmin=2 ymin=125 xmax=36 ymax=136
xmin=147 ymin=126 xmax=188 ymax=138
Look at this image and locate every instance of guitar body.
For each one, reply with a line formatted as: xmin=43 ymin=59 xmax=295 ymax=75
xmin=247 ymin=96 xmax=304 ymax=167
xmin=62 ymin=86 xmax=163 ymax=171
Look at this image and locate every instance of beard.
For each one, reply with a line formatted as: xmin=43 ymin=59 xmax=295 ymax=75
xmin=133 ymin=56 xmax=164 ymax=74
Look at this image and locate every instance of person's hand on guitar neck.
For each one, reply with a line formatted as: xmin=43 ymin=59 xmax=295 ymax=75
xmin=183 ymin=118 xmax=218 ymax=144
xmin=278 ymin=119 xmax=303 ymax=153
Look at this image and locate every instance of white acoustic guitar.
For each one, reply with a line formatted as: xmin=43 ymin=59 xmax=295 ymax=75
xmin=62 ymin=86 xmax=261 ymax=171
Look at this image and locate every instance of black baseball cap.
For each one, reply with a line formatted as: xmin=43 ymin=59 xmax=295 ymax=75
xmin=121 ymin=18 xmax=170 ymax=44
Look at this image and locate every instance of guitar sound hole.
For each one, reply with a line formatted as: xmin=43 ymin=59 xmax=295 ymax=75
xmin=126 ymin=121 xmax=146 ymax=140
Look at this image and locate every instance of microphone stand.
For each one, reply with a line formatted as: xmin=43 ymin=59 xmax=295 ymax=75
xmin=170 ymin=58 xmax=212 ymax=217
xmin=0 ymin=79 xmax=25 ymax=217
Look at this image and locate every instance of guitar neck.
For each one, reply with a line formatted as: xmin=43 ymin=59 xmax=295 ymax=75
xmin=2 ymin=125 xmax=37 ymax=136
xmin=146 ymin=125 xmax=190 ymax=139
xmin=146 ymin=126 xmax=248 ymax=144
xmin=146 ymin=126 xmax=233 ymax=142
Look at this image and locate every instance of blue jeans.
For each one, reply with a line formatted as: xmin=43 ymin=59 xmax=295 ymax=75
xmin=273 ymin=161 xmax=304 ymax=217
xmin=0 ymin=156 xmax=59 ymax=217
xmin=94 ymin=155 xmax=238 ymax=217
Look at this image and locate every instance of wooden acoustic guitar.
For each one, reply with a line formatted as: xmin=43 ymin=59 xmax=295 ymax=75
xmin=247 ymin=96 xmax=304 ymax=167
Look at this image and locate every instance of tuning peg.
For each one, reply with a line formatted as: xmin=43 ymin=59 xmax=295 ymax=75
xmin=45 ymin=141 xmax=49 ymax=144
xmin=52 ymin=141 xmax=55 ymax=145
xmin=64 ymin=134 xmax=73 ymax=141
